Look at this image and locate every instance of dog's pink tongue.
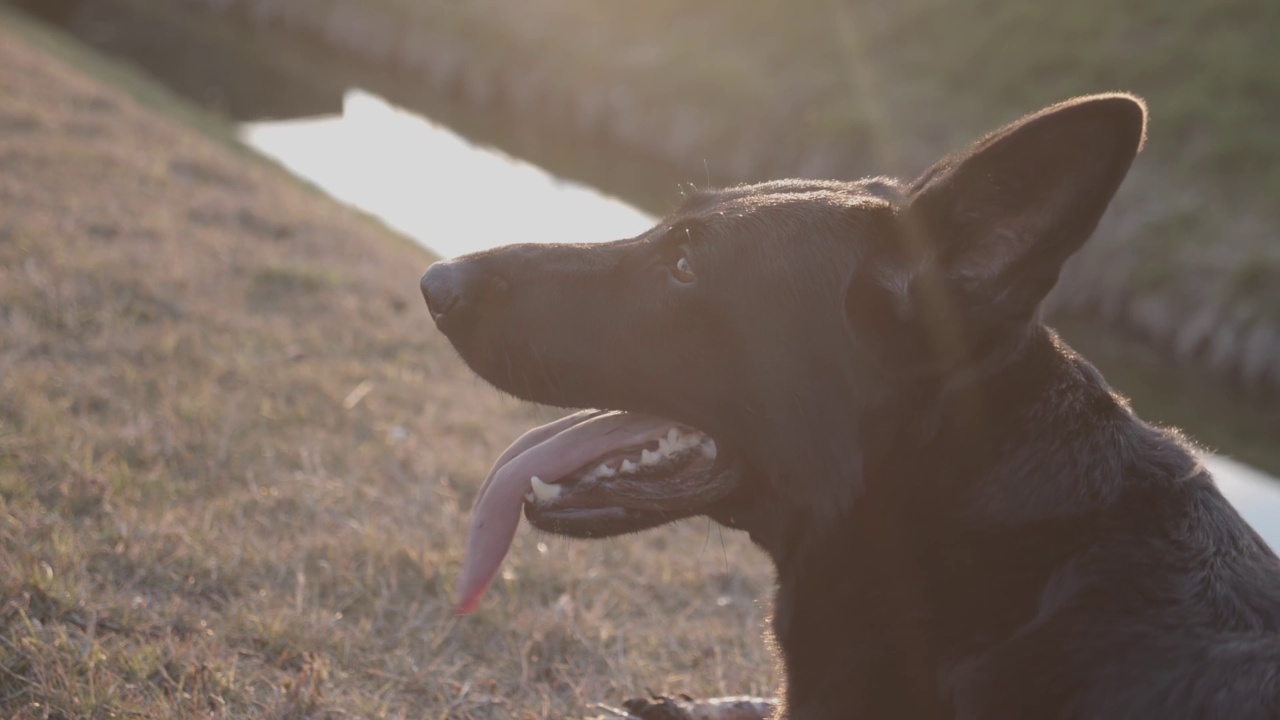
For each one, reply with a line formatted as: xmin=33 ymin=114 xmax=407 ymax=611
xmin=454 ymin=410 xmax=672 ymax=614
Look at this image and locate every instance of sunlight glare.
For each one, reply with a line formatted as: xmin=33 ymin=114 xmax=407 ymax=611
xmin=240 ymin=90 xmax=655 ymax=258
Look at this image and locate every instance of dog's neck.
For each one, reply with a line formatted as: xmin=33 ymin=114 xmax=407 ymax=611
xmin=724 ymin=325 xmax=1152 ymax=563
xmin=757 ymin=326 xmax=1180 ymax=716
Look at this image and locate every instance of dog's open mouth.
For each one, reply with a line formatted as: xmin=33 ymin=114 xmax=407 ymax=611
xmin=454 ymin=409 xmax=736 ymax=614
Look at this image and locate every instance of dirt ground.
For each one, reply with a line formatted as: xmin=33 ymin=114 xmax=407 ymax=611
xmin=0 ymin=16 xmax=774 ymax=719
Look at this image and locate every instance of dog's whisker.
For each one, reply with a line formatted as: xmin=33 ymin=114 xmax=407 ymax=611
xmin=501 ymin=347 xmax=515 ymax=393
xmin=717 ymin=523 xmax=728 ymax=574
xmin=526 ymin=340 xmax=569 ymax=407
xmin=697 ymin=516 xmax=713 ymax=563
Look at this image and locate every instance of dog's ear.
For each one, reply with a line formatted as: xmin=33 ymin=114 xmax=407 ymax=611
xmin=893 ymin=94 xmax=1145 ymax=342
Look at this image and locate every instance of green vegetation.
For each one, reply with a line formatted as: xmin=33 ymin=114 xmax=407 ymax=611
xmin=0 ymin=3 xmax=242 ymax=148
xmin=365 ymin=0 xmax=1280 ymax=204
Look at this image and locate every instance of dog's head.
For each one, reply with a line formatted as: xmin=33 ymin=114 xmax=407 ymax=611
xmin=423 ymin=94 xmax=1145 ymax=611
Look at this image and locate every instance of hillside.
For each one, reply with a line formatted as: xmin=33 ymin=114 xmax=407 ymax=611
xmin=0 ymin=11 xmax=774 ymax=717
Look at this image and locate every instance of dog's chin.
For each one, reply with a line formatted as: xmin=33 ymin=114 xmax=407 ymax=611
xmin=524 ymin=505 xmax=696 ymax=538
xmin=522 ymin=454 xmax=739 ymax=538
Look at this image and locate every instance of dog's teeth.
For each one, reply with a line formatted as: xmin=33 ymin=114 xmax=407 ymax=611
xmin=699 ymin=439 xmax=717 ymax=459
xmin=658 ymin=437 xmax=673 ymax=456
xmin=595 ymin=462 xmax=616 ymax=477
xmin=525 ymin=491 xmax=536 ymax=503
xmin=667 ymin=428 xmax=680 ymax=446
xmin=530 ymin=476 xmax=561 ymax=502
xmin=641 ymin=448 xmax=661 ymax=466
xmin=582 ymin=473 xmax=597 ymax=484
xmin=620 ymin=459 xmax=637 ymax=473
xmin=678 ymin=432 xmax=701 ymax=450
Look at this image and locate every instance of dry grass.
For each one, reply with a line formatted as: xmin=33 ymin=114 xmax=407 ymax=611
xmin=0 ymin=18 xmax=775 ymax=719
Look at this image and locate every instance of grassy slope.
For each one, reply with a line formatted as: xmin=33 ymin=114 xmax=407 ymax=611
xmin=0 ymin=10 xmax=773 ymax=718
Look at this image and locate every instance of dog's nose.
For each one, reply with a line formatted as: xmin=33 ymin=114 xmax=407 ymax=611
xmin=420 ymin=261 xmax=461 ymax=323
xmin=420 ymin=259 xmax=507 ymax=333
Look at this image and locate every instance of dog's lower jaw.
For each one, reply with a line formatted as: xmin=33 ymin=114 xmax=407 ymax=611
xmin=524 ymin=504 xmax=682 ymax=538
xmin=706 ymin=481 xmax=793 ymax=561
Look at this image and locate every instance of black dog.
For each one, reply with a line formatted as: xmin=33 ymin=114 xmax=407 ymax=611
xmin=421 ymin=94 xmax=1280 ymax=719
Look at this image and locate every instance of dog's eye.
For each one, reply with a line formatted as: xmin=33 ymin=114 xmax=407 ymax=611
xmin=671 ymin=253 xmax=697 ymax=284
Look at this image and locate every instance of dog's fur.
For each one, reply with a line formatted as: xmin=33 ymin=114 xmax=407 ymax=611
xmin=422 ymin=95 xmax=1280 ymax=719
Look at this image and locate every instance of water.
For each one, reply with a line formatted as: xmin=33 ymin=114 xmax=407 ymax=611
xmin=241 ymin=91 xmax=654 ymax=259
xmin=29 ymin=1 xmax=1280 ymax=547
xmin=1209 ymin=456 xmax=1280 ymax=542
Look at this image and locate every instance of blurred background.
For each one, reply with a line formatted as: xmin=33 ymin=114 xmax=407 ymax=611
xmin=1 ymin=0 xmax=1277 ymax=716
